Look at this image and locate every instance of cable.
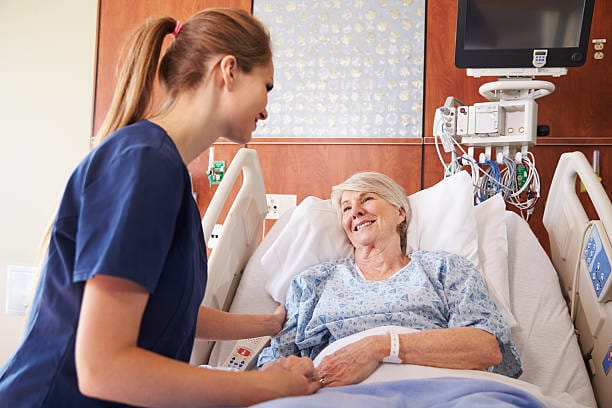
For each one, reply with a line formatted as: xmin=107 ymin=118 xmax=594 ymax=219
xmin=433 ymin=104 xmax=540 ymax=215
xmin=476 ymin=160 xmax=502 ymax=203
xmin=504 ymin=152 xmax=540 ymax=220
xmin=434 ymin=113 xmax=466 ymax=179
xmin=500 ymin=156 xmax=517 ymax=201
xmin=433 ymin=134 xmax=541 ymax=217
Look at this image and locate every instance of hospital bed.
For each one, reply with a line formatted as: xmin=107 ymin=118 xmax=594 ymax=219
xmin=191 ymin=148 xmax=611 ymax=407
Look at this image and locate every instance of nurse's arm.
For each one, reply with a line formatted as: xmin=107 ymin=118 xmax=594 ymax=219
xmin=75 ymin=274 xmax=316 ymax=406
xmin=195 ymin=305 xmax=286 ymax=340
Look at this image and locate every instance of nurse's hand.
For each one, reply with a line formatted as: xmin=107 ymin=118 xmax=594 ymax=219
xmin=260 ymin=355 xmax=320 ymax=396
xmin=316 ymin=335 xmax=385 ymax=387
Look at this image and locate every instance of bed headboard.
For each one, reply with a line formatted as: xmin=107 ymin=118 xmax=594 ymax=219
xmin=190 ymin=148 xmax=268 ymax=365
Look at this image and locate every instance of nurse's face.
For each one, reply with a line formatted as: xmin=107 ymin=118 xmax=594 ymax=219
xmin=340 ymin=190 xmax=405 ymax=250
xmin=220 ymin=58 xmax=274 ymax=144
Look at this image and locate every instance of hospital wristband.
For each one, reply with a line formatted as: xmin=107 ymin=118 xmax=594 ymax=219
xmin=382 ymin=332 xmax=402 ymax=363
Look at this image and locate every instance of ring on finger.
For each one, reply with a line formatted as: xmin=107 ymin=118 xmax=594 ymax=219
xmin=319 ymin=377 xmax=327 ymax=387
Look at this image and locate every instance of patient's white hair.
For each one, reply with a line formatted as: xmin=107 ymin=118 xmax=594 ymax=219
xmin=331 ymin=172 xmax=411 ymax=254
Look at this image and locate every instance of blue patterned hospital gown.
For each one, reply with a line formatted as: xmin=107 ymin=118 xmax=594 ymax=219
xmin=258 ymin=250 xmax=522 ymax=378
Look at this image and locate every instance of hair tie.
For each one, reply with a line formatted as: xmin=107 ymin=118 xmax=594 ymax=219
xmin=172 ymin=20 xmax=183 ymax=38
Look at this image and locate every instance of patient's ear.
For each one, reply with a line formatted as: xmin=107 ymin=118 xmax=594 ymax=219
xmin=398 ymin=207 xmax=406 ymax=224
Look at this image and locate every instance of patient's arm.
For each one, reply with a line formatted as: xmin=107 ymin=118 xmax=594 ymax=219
xmin=195 ymin=305 xmax=286 ymax=340
xmin=317 ymin=327 xmax=501 ymax=387
xmin=395 ymin=327 xmax=501 ymax=368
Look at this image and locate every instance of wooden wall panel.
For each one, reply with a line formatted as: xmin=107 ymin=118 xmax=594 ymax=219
xmin=189 ymin=142 xmax=423 ymax=218
xmin=424 ymin=0 xmax=485 ymax=137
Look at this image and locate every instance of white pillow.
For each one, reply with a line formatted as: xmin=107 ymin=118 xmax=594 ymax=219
xmin=262 ymin=196 xmax=353 ymax=301
xmin=262 ymin=171 xmax=481 ymax=303
xmin=405 ymin=171 xmax=479 ymax=266
xmin=474 ymin=194 xmax=517 ymax=327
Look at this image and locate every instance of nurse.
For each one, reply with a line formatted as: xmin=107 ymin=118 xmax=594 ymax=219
xmin=0 ymin=8 xmax=318 ymax=407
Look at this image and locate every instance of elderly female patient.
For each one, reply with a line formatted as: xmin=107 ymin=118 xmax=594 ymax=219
xmin=257 ymin=171 xmax=522 ymax=387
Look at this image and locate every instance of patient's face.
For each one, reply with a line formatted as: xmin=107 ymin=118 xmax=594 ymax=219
xmin=340 ymin=190 xmax=405 ymax=250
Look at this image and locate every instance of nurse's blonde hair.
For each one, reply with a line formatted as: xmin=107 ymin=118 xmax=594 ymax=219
xmin=331 ymin=172 xmax=411 ymax=254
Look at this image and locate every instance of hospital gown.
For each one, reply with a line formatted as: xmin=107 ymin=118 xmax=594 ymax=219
xmin=258 ymin=250 xmax=522 ymax=378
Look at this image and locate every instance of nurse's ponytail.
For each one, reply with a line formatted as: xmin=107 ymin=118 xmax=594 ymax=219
xmin=94 ymin=17 xmax=175 ymax=145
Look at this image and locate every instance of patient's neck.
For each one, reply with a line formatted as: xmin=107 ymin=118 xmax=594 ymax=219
xmin=354 ymin=246 xmax=409 ymax=281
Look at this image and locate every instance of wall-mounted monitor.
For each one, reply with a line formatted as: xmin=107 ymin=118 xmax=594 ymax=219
xmin=455 ymin=0 xmax=595 ymax=70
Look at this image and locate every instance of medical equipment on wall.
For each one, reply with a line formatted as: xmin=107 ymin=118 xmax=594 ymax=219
xmin=433 ymin=78 xmax=546 ymax=219
xmin=435 ymin=0 xmax=595 ymax=218
xmin=207 ymin=147 xmax=226 ymax=187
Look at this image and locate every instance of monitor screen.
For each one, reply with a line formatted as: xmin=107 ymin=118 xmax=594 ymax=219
xmin=455 ymin=0 xmax=595 ymax=69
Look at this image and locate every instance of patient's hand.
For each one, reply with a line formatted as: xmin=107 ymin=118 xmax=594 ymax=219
xmin=316 ymin=335 xmax=384 ymax=387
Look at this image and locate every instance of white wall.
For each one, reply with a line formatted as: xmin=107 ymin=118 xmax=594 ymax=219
xmin=0 ymin=0 xmax=97 ymax=364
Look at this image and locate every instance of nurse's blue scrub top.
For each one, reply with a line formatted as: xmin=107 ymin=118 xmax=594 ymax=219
xmin=0 ymin=120 xmax=208 ymax=407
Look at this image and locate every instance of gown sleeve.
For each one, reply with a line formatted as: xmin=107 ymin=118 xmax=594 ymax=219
xmin=442 ymin=253 xmax=523 ymax=378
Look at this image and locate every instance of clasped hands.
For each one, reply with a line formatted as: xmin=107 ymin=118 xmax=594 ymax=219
xmin=261 ymin=335 xmax=381 ymax=393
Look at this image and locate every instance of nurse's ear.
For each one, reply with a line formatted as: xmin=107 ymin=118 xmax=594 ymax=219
xmin=218 ymin=55 xmax=238 ymax=91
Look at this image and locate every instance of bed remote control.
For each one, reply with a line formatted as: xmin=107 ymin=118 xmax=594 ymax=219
xmin=222 ymin=336 xmax=271 ymax=371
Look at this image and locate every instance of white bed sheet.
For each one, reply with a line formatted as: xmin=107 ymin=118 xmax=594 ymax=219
xmin=311 ymin=325 xmax=583 ymax=408
xmin=209 ymin=209 xmax=595 ymax=406
xmin=505 ymin=211 xmax=595 ymax=406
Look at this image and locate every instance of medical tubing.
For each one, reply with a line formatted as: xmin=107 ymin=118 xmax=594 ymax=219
xmin=434 ymin=122 xmax=447 ymax=171
xmin=504 ymin=152 xmax=540 ymax=217
xmin=475 ymin=160 xmax=505 ymax=203
xmin=500 ymin=156 xmax=517 ymax=201
xmin=433 ymin=119 xmax=540 ymax=217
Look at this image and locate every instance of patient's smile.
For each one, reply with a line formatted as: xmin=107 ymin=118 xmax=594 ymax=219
xmin=355 ymin=220 xmax=374 ymax=231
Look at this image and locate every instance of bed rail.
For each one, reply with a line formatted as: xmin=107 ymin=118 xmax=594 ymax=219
xmin=543 ymin=151 xmax=611 ymax=295
xmin=544 ymin=151 xmax=612 ymax=408
xmin=190 ymin=148 xmax=268 ymax=365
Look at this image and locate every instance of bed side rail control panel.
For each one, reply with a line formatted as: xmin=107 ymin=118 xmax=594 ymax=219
xmin=583 ymin=221 xmax=612 ymax=303
xmin=577 ymin=220 xmax=612 ymax=407
xmin=221 ymin=336 xmax=271 ymax=371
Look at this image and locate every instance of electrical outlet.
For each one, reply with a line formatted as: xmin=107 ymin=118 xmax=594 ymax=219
xmin=207 ymin=223 xmax=223 ymax=249
xmin=5 ymin=265 xmax=37 ymax=315
xmin=266 ymin=194 xmax=297 ymax=220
